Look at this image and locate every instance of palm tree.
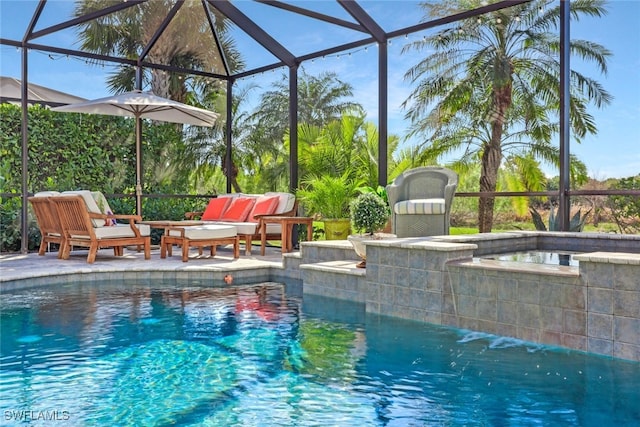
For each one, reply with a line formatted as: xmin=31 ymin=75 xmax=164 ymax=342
xmin=250 ymin=69 xmax=362 ymax=158
xmin=402 ymin=0 xmax=611 ymax=232
xmin=182 ymin=83 xmax=256 ymax=194
xmin=352 ymin=121 xmax=402 ymax=189
xmin=74 ymin=0 xmax=242 ymax=100
xmin=241 ymin=70 xmax=363 ymax=190
xmin=74 ymin=0 xmax=244 ymax=195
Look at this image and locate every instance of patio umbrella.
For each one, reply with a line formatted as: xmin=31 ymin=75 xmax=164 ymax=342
xmin=52 ymin=90 xmax=218 ymax=215
xmin=0 ymin=76 xmax=87 ymax=107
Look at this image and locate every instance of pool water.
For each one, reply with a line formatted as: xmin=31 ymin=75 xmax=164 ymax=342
xmin=1 ymin=280 xmax=638 ymax=426
xmin=486 ymin=251 xmax=580 ymax=266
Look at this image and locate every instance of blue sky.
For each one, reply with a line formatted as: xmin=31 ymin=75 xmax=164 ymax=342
xmin=1 ymin=0 xmax=638 ymax=179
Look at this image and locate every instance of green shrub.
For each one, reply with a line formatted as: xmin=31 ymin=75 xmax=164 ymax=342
xmin=0 ymin=197 xmax=40 ymax=252
xmin=350 ymin=192 xmax=389 ymax=235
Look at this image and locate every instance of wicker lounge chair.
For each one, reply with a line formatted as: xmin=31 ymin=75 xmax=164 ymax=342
xmin=49 ymin=195 xmax=151 ymax=263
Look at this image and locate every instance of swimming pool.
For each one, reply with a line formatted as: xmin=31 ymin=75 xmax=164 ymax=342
xmin=484 ymin=251 xmax=580 ymax=266
xmin=1 ymin=280 xmax=638 ymax=426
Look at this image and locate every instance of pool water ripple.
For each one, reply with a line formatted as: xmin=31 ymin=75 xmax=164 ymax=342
xmin=1 ymin=280 xmax=639 ymax=426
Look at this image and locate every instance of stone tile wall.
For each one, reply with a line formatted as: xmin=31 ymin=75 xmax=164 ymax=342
xmin=299 ymin=233 xmax=640 ymax=362
xmin=577 ymin=253 xmax=640 ymax=361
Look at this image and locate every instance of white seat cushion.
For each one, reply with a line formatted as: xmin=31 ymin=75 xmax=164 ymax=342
xmin=202 ymin=221 xmax=281 ymax=235
xmin=73 ymin=223 xmax=150 ymax=239
xmin=168 ymin=224 xmax=237 ymax=240
xmin=394 ymin=198 xmax=446 ymax=215
xmin=263 ymin=223 xmax=283 ymax=234
xmin=204 ymin=221 xmax=256 ymax=235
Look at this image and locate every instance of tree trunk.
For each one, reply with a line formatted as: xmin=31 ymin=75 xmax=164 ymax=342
xmin=478 ymin=82 xmax=511 ymax=232
xmin=478 ymin=141 xmax=502 ymax=232
xmin=222 ymin=155 xmax=241 ymax=193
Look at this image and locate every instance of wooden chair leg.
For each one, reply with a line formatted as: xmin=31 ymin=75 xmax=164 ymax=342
xmin=181 ymin=240 xmax=190 ymax=262
xmin=60 ymin=241 xmax=71 ymax=260
xmin=160 ymin=236 xmax=167 ymax=258
xmin=143 ymin=241 xmax=150 ymax=260
xmin=87 ymin=244 xmax=98 ymax=264
xmin=234 ymin=237 xmax=240 ymax=258
xmin=244 ymin=236 xmax=252 ymax=255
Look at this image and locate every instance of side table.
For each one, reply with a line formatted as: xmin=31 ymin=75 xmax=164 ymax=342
xmin=259 ymin=216 xmax=313 ymax=255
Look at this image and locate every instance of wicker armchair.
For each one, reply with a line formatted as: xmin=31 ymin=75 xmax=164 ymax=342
xmin=49 ymin=195 xmax=151 ymax=263
xmin=386 ymin=167 xmax=458 ymax=237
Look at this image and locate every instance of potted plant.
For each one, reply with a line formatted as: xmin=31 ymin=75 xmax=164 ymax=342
xmin=297 ymin=173 xmax=360 ymax=240
xmin=356 ymin=184 xmax=392 ymax=232
xmin=347 ymin=192 xmax=393 ymax=268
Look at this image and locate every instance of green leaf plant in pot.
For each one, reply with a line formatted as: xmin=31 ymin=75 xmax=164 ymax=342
xmin=297 ymin=173 xmax=360 ymax=240
xmin=347 ymin=191 xmax=393 ymax=268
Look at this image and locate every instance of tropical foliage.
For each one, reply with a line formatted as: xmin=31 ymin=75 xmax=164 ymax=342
xmin=297 ymin=173 xmax=361 ymax=219
xmin=74 ymin=0 xmax=240 ymax=195
xmin=0 ymin=103 xmax=202 ymax=250
xmin=608 ymin=175 xmax=640 ymax=234
xmin=75 ymin=0 xmax=242 ymax=100
xmin=402 ymin=0 xmax=611 ymax=232
xmin=530 ymin=205 xmax=592 ymax=232
xmin=0 ymin=104 xmax=133 ymax=193
xmin=4 ymin=0 xmax=633 ymax=252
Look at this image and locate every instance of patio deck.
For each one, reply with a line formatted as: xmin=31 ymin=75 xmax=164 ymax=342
xmin=0 ymin=243 xmax=294 ymax=290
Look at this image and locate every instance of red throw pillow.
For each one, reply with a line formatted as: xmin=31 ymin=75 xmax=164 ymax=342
xmin=220 ymin=197 xmax=256 ymax=222
xmin=201 ymin=197 xmax=232 ymax=220
xmin=247 ymin=195 xmax=280 ymax=222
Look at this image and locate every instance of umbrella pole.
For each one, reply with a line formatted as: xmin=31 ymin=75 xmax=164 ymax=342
xmin=135 ymin=115 xmax=143 ymax=216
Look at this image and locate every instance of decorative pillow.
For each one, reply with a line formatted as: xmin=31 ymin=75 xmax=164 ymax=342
xmin=201 ymin=197 xmax=232 ymax=220
xmin=247 ymin=195 xmax=279 ymax=222
xmin=220 ymin=197 xmax=256 ymax=222
xmin=91 ymin=191 xmax=117 ymax=226
xmin=265 ymin=192 xmax=295 ymax=214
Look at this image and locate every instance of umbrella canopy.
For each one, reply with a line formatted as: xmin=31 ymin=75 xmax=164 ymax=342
xmin=0 ymin=76 xmax=87 ymax=107
xmin=51 ymin=90 xmax=218 ymax=126
xmin=52 ymin=90 xmax=218 ymax=215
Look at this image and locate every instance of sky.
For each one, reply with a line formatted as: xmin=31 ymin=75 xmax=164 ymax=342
xmin=1 ymin=0 xmax=638 ymax=179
